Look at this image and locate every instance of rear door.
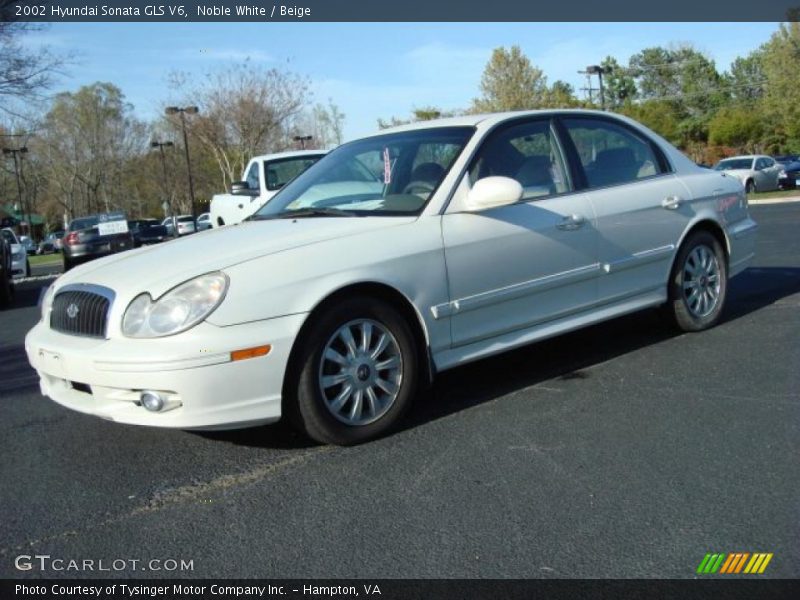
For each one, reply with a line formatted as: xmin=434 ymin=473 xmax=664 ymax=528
xmin=558 ymin=116 xmax=691 ymax=305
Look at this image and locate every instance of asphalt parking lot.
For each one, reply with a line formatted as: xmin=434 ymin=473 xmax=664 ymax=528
xmin=1 ymin=203 xmax=798 ymax=579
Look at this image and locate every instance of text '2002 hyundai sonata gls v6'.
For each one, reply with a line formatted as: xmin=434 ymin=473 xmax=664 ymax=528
xmin=26 ymin=110 xmax=758 ymax=445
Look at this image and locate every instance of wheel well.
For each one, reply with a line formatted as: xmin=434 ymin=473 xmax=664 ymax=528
xmin=683 ymin=220 xmax=730 ymax=265
xmin=281 ymin=283 xmax=434 ymax=402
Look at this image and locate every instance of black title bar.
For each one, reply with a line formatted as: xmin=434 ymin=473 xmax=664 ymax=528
xmin=1 ymin=0 xmax=799 ymax=22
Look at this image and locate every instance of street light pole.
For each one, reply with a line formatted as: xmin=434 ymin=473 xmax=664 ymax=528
xmin=2 ymin=146 xmax=29 ymax=238
xmin=585 ymin=65 xmax=609 ymax=110
xmin=165 ymin=106 xmax=199 ymax=229
xmin=151 ymin=140 xmax=176 ymax=238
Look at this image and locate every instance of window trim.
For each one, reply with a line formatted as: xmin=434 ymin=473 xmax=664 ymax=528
xmin=554 ymin=114 xmax=674 ymax=192
xmin=458 ymin=115 xmax=578 ymax=208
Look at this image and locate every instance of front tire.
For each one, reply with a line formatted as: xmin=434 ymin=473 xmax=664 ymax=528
xmin=286 ymin=297 xmax=419 ymax=445
xmin=745 ymin=179 xmax=755 ymax=194
xmin=665 ymin=231 xmax=728 ymax=332
xmin=25 ymin=259 xmax=31 ymax=278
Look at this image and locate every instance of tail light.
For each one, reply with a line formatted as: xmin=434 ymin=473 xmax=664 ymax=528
xmin=64 ymin=232 xmax=79 ymax=246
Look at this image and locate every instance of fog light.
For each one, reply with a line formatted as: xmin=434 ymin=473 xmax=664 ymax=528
xmin=140 ymin=391 xmax=164 ymax=412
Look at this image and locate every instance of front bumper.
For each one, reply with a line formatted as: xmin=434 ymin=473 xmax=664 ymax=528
xmin=25 ymin=313 xmax=307 ymax=429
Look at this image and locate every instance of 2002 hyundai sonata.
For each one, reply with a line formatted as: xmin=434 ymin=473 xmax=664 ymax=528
xmin=26 ymin=110 xmax=757 ymax=445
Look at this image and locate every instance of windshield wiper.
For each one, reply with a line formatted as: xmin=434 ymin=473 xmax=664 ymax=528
xmin=252 ymin=207 xmax=358 ymax=220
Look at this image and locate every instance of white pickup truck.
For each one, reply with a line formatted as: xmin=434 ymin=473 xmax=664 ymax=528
xmin=210 ymin=150 xmax=326 ymax=227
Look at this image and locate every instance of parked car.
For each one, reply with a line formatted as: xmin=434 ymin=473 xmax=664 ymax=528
xmin=713 ymin=155 xmax=781 ymax=193
xmin=19 ymin=235 xmax=36 ymax=256
xmin=62 ymin=212 xmax=135 ymax=271
xmin=38 ymin=231 xmax=64 ymax=255
xmin=210 ymin=150 xmax=326 ymax=228
xmin=162 ymin=215 xmax=196 ymax=236
xmin=129 ymin=219 xmax=170 ymax=247
xmin=0 ymin=229 xmax=13 ymax=307
xmin=777 ymin=160 xmax=800 ymax=189
xmin=1 ymin=227 xmax=30 ymax=279
xmin=772 ymin=154 xmax=798 ymax=165
xmin=196 ymin=212 xmax=212 ymax=231
xmin=26 ymin=110 xmax=757 ymax=445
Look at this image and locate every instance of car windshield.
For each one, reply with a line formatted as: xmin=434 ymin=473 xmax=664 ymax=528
xmin=714 ymin=158 xmax=753 ymax=171
xmin=252 ymin=127 xmax=474 ymax=219
xmin=1 ymin=229 xmax=16 ymax=244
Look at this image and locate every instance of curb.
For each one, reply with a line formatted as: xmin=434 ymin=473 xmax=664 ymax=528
xmin=748 ymin=197 xmax=800 ymax=205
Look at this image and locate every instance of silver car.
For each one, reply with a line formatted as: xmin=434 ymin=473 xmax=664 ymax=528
xmin=713 ymin=155 xmax=781 ymax=193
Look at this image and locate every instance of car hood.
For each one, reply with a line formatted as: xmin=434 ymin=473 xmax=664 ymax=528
xmin=57 ymin=216 xmax=417 ymax=296
xmin=720 ymin=169 xmax=751 ymax=181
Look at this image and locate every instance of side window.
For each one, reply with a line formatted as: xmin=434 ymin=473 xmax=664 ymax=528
xmin=245 ymin=162 xmax=260 ymax=190
xmin=562 ymin=118 xmax=663 ymax=188
xmin=468 ymin=119 xmax=570 ymax=200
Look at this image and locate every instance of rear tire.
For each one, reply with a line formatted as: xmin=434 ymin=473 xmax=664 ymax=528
xmin=285 ymin=297 xmax=419 ymax=445
xmin=63 ymin=256 xmax=73 ymax=271
xmin=665 ymin=231 xmax=728 ymax=332
xmin=745 ymin=179 xmax=755 ymax=194
xmin=25 ymin=259 xmax=31 ymax=278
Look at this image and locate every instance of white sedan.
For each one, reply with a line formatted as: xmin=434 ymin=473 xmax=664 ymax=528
xmin=26 ymin=110 xmax=758 ymax=445
xmin=713 ymin=155 xmax=781 ymax=193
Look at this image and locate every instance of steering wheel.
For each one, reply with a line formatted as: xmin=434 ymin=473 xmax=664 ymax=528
xmin=402 ymin=180 xmax=436 ymax=196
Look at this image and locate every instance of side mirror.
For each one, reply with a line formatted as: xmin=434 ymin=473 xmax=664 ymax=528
xmin=464 ymin=176 xmax=523 ymax=212
xmin=230 ymin=181 xmax=258 ymax=197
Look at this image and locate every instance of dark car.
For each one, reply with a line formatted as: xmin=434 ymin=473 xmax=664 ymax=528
xmin=63 ymin=212 xmax=135 ymax=271
xmin=0 ymin=231 xmax=12 ymax=308
xmin=778 ymin=160 xmax=800 ymax=190
xmin=773 ymin=154 xmax=799 ymax=165
xmin=128 ymin=219 xmax=170 ymax=247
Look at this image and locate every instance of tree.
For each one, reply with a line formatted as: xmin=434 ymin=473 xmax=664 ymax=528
xmin=471 ymin=46 xmax=548 ymax=112
xmin=378 ymin=106 xmax=457 ymax=129
xmin=708 ymin=107 xmax=765 ymax=151
xmin=600 ymin=56 xmax=637 ymax=108
xmin=544 ymin=80 xmax=581 ymax=108
xmin=167 ymin=62 xmax=311 ymax=190
xmin=726 ymin=50 xmax=766 ymax=105
xmin=37 ymin=83 xmax=147 ymax=219
xmin=0 ymin=23 xmax=70 ymax=116
xmin=760 ymin=23 xmax=800 ymax=150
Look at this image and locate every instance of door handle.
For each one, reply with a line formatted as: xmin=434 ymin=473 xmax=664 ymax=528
xmin=661 ymin=195 xmax=684 ymax=210
xmin=556 ymin=214 xmax=587 ymax=231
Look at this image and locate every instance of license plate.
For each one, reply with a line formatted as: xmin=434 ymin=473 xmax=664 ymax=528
xmin=38 ymin=348 xmax=65 ymax=378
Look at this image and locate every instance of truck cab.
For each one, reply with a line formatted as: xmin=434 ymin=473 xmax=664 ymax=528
xmin=210 ymin=150 xmax=326 ymax=228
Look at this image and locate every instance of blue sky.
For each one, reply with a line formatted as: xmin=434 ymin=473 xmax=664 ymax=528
xmin=23 ymin=22 xmax=778 ymax=140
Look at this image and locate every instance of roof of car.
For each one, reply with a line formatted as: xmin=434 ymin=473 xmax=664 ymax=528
xmin=372 ymin=109 xmax=627 ymax=136
xmin=250 ymin=150 xmax=328 ymax=163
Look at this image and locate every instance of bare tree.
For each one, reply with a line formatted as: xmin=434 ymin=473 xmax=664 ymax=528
xmin=0 ymin=22 xmax=71 ymax=117
xmin=166 ymin=62 xmax=311 ymax=190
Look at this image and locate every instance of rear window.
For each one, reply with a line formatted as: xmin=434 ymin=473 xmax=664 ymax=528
xmin=714 ymin=158 xmax=753 ymax=171
xmin=70 ymin=217 xmax=99 ymax=231
xmin=177 ymin=216 xmax=194 ymax=222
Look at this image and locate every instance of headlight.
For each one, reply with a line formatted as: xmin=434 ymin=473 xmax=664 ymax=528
xmin=39 ymin=283 xmax=56 ymax=322
xmin=121 ymin=272 xmax=228 ymax=338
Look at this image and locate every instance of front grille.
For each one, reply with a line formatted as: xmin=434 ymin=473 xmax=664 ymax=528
xmin=51 ymin=289 xmax=111 ymax=338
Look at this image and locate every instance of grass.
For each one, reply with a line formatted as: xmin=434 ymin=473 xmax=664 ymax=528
xmin=29 ymin=253 xmax=63 ymax=267
xmin=747 ymin=189 xmax=800 ymax=201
